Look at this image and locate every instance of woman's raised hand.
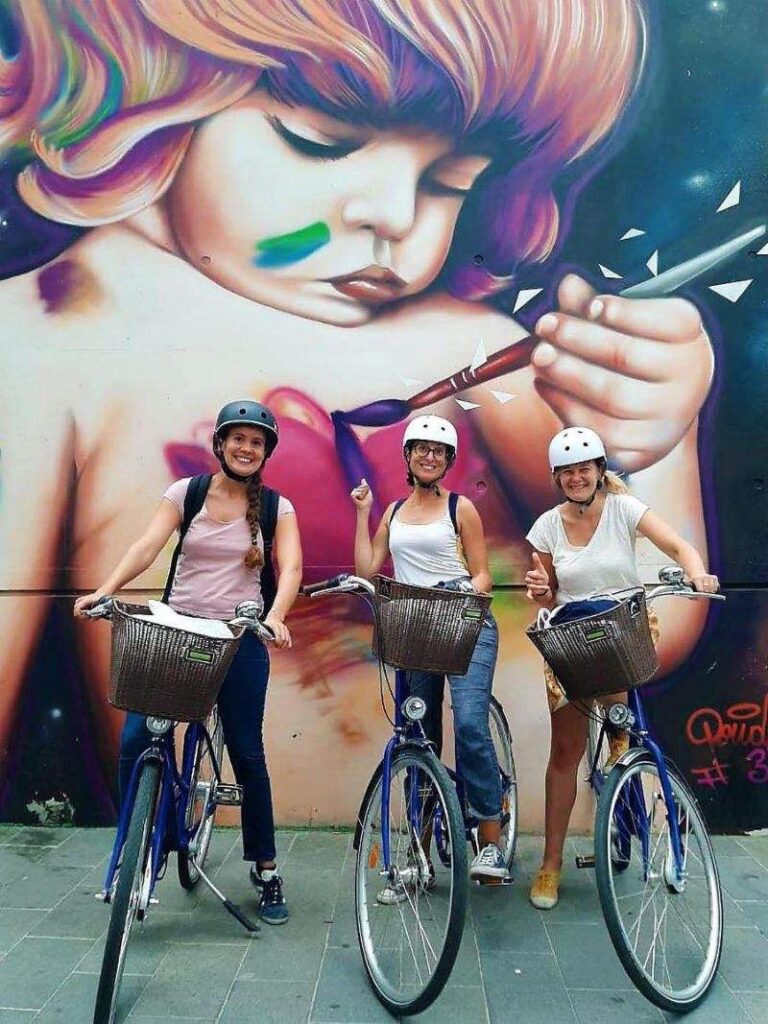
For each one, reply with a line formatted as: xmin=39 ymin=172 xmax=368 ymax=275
xmin=350 ymin=477 xmax=373 ymax=512
xmin=525 ymin=553 xmax=551 ymax=601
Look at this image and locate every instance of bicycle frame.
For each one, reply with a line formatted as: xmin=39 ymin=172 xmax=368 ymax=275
xmin=101 ymin=720 xmax=221 ymax=900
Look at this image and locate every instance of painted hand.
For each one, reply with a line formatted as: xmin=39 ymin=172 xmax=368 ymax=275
xmin=532 ymin=275 xmax=714 ymax=472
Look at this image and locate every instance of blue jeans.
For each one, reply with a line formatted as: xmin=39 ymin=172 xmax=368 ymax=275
xmin=118 ymin=633 xmax=276 ymax=862
xmin=406 ymin=611 xmax=502 ymax=820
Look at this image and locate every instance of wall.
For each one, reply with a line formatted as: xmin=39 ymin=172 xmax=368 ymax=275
xmin=0 ymin=1 xmax=766 ymax=834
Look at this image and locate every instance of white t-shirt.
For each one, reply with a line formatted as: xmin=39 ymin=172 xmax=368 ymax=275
xmin=389 ymin=503 xmax=469 ymax=587
xmin=526 ymin=493 xmax=649 ymax=606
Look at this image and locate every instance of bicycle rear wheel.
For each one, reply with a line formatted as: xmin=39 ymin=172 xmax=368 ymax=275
xmin=594 ymin=752 xmax=723 ymax=1012
xmin=489 ymin=696 xmax=517 ymax=870
xmin=355 ymin=743 xmax=467 ymax=1016
xmin=178 ymin=710 xmax=224 ymax=889
xmin=94 ymin=759 xmax=160 ymax=1024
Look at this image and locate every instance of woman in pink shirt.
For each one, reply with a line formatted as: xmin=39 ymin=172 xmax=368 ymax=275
xmin=74 ymin=400 xmax=302 ymax=924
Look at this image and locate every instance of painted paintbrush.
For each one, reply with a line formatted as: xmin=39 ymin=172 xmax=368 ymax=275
xmin=337 ymin=223 xmax=765 ymax=428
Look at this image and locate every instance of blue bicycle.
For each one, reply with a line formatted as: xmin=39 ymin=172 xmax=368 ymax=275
xmin=302 ymin=574 xmax=517 ymax=1016
xmin=84 ymin=598 xmax=271 ymax=1024
xmin=576 ymin=568 xmax=725 ymax=1012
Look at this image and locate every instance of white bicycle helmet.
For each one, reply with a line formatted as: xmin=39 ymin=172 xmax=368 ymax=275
xmin=402 ymin=416 xmax=458 ymax=455
xmin=549 ymin=427 xmax=606 ymax=471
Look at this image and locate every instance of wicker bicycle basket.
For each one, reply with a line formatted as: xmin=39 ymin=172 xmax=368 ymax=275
xmin=525 ymin=588 xmax=659 ymax=700
xmin=372 ymin=576 xmax=491 ymax=675
xmin=107 ymin=601 xmax=244 ymax=720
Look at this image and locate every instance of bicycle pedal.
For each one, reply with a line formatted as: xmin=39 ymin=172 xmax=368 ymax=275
xmin=575 ymin=854 xmax=596 ymax=869
xmin=216 ymin=783 xmax=243 ymax=807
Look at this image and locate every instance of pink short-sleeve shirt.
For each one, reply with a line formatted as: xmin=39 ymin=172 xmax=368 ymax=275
xmin=163 ymin=478 xmax=295 ymax=620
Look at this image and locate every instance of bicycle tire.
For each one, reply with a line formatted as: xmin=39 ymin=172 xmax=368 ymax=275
xmin=594 ymin=751 xmax=723 ymax=1013
xmin=94 ymin=758 xmax=161 ymax=1024
xmin=178 ymin=710 xmax=224 ymax=889
xmin=355 ymin=743 xmax=467 ymax=1016
xmin=489 ymin=695 xmax=518 ymax=870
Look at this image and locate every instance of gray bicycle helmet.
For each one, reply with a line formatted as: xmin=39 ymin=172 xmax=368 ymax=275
xmin=214 ymin=400 xmax=279 ymax=457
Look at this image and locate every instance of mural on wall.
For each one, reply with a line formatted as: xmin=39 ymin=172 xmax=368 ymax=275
xmin=0 ymin=0 xmax=766 ymax=831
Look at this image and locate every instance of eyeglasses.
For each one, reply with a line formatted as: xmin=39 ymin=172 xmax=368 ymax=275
xmin=411 ymin=442 xmax=448 ymax=459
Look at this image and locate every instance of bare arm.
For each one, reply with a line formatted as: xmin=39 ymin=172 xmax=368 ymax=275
xmin=264 ymin=512 xmax=303 ymax=647
xmin=456 ymin=497 xmax=492 ymax=593
xmin=524 ymin=549 xmax=557 ymax=608
xmin=636 ymin=509 xmax=716 ymax=591
xmin=73 ymin=498 xmax=181 ymax=615
xmin=350 ymin=480 xmax=392 ymax=579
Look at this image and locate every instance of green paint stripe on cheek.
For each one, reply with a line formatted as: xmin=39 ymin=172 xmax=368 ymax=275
xmin=253 ymin=221 xmax=331 ymax=268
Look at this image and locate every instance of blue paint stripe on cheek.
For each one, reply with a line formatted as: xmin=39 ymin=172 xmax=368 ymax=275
xmin=253 ymin=238 xmax=329 ymax=268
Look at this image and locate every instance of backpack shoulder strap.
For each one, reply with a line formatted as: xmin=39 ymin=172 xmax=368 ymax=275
xmin=259 ymin=486 xmax=280 ymax=549
xmin=162 ymin=474 xmax=212 ymax=603
xmin=448 ymin=492 xmax=460 ymax=535
xmin=388 ymin=498 xmax=407 ymax=528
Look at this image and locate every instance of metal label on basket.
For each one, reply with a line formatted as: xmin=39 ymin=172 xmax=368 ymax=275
xmin=185 ymin=647 xmax=214 ymax=665
xmin=584 ymin=626 xmax=608 ymax=643
xmin=461 ymin=607 xmax=483 ymax=621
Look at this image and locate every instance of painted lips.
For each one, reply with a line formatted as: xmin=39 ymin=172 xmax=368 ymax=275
xmin=325 ymin=265 xmax=407 ymax=305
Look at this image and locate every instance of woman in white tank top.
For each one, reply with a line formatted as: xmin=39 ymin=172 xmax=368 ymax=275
xmin=351 ymin=415 xmax=507 ymax=885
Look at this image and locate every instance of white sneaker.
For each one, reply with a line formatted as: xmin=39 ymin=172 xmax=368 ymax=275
xmin=470 ymin=844 xmax=507 ymax=880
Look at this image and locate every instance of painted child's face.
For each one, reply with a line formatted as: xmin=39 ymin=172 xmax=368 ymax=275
xmin=166 ymin=91 xmax=490 ymax=327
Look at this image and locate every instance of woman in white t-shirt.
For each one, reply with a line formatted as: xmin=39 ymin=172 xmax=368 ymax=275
xmin=524 ymin=427 xmax=718 ymax=911
xmin=74 ymin=400 xmax=302 ymax=925
xmin=351 ymin=416 xmax=506 ymax=886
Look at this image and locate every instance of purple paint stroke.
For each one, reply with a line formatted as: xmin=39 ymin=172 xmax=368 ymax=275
xmin=37 ymin=259 xmax=79 ymax=313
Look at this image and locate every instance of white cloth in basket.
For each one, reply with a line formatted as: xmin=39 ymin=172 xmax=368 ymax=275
xmin=133 ymin=600 xmax=234 ymax=639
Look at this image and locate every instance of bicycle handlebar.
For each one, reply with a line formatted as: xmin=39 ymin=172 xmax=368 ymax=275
xmin=80 ymin=596 xmax=277 ymax=639
xmin=301 ymin=574 xmax=375 ymax=598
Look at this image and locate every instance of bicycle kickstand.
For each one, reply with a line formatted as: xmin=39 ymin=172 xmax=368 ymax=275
xmin=192 ymin=860 xmax=260 ymax=934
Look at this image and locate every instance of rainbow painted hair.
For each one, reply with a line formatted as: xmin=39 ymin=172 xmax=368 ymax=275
xmin=0 ymin=0 xmax=646 ymax=296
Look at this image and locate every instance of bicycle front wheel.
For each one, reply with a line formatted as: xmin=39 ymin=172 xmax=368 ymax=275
xmin=489 ymin=695 xmax=518 ymax=870
xmin=355 ymin=743 xmax=468 ymax=1016
xmin=178 ymin=710 xmax=224 ymax=890
xmin=594 ymin=752 xmax=723 ymax=1013
xmin=94 ymin=759 xmax=160 ymax=1024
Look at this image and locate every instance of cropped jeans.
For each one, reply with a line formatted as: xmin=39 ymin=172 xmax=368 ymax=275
xmin=118 ymin=633 xmax=276 ymax=862
xmin=406 ymin=584 xmax=502 ymax=820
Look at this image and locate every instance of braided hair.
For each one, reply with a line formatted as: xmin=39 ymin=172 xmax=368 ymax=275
xmin=244 ymin=470 xmax=264 ymax=569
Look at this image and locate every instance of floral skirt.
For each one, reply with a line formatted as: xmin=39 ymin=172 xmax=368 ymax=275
xmin=544 ymin=608 xmax=660 ymax=714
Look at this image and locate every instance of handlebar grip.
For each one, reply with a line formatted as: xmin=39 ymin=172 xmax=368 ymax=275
xmin=83 ymin=596 xmax=114 ymax=620
xmin=300 ymin=574 xmax=348 ymax=596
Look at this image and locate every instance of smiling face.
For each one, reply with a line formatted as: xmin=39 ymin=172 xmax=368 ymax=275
xmin=219 ymin=425 xmax=268 ymax=477
xmin=166 ymin=91 xmax=491 ymax=326
xmin=407 ymin=440 xmax=452 ymax=486
xmin=555 ymin=460 xmax=603 ymax=502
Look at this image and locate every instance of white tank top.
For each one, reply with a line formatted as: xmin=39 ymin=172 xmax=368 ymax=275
xmin=389 ymin=501 xmax=469 ymax=587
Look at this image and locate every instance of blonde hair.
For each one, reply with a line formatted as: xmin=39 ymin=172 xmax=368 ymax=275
xmin=603 ymin=469 xmax=628 ymax=495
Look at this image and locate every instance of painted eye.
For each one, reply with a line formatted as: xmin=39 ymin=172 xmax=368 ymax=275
xmin=267 ymin=116 xmax=359 ymax=161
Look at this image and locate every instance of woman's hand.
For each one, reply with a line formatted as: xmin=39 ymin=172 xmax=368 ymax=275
xmin=532 ymin=275 xmax=714 ymax=472
xmin=688 ymin=572 xmax=720 ymax=594
xmin=73 ymin=592 xmax=106 ymax=618
xmin=524 ymin=553 xmax=551 ymax=602
xmin=350 ymin=478 xmax=373 ymax=513
xmin=264 ymin=610 xmax=292 ymax=649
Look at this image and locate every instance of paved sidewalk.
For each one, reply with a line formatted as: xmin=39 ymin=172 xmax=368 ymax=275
xmin=0 ymin=826 xmax=767 ymax=1023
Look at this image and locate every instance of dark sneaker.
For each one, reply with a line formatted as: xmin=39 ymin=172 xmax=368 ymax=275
xmin=470 ymin=844 xmax=507 ymax=881
xmin=250 ymin=866 xmax=289 ymax=925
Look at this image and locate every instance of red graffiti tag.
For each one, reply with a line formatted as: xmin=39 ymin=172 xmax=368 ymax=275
xmin=685 ymin=696 xmax=768 ymax=748
xmin=691 ymin=758 xmax=730 ymax=789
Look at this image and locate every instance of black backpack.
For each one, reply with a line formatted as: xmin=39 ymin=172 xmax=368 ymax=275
xmin=390 ymin=491 xmax=460 ymax=532
xmin=162 ymin=474 xmax=280 ymax=614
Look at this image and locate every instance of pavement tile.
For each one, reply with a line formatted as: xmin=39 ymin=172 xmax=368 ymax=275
xmin=545 ymin=921 xmax=632 ymax=989
xmin=34 ymin=970 xmax=147 ymax=1024
xmin=3 ymin=829 xmax=75 ymax=850
xmin=738 ymin=838 xmax=768 ymax=869
xmin=220 ymin=979 xmax=313 ymax=1024
xmin=129 ymin=943 xmax=243 ymax=1019
xmin=0 ymin=1012 xmax=36 ymax=1022
xmin=480 ymin=949 xmax=577 ymax=1023
xmin=0 ymin=936 xmax=94 ymax=1010
xmin=733 ymin=901 xmax=768 ymax=936
xmin=49 ymin=829 xmax=117 ymax=867
xmin=0 ymin=864 xmax=92 ymax=910
xmin=237 ymin=919 xmax=329 ymax=983
xmin=718 ymin=857 xmax=768 ymax=902
xmin=569 ymin=988 xmax=664 ymax=1022
xmin=284 ymin=832 xmax=351 ymax=873
xmin=471 ymin=883 xmax=551 ymax=953
xmin=717 ymin=925 xmax=768 ymax=992
xmin=409 ymin=984 xmax=488 ymax=1023
xmin=30 ymin=887 xmax=113 ymax=940
xmin=736 ymin=991 xmax=768 ymax=1023
xmin=0 ymin=910 xmax=46 ymax=955
xmin=310 ymin=946 xmax=393 ymax=1023
xmin=0 ymin=826 xmax=23 ymax=844
xmin=79 ymin=919 xmax=172 ymax=977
